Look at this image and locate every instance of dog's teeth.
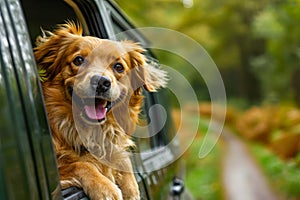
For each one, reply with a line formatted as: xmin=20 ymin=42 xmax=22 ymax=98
xmin=103 ymin=101 xmax=108 ymax=107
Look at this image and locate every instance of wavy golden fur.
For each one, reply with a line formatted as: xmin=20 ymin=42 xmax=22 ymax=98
xmin=34 ymin=22 xmax=167 ymax=200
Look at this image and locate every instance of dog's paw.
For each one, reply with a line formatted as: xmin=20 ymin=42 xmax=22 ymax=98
xmin=89 ymin=184 xmax=123 ymax=200
xmin=125 ymin=195 xmax=140 ymax=200
xmin=122 ymin=187 xmax=140 ymax=200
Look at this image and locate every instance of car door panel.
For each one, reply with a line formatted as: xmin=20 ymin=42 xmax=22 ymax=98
xmin=0 ymin=0 xmax=60 ymax=199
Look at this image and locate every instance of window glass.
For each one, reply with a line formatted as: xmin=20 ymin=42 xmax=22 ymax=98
xmin=20 ymin=0 xmax=77 ymax=44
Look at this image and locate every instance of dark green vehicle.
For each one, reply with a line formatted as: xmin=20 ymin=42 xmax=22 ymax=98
xmin=0 ymin=0 xmax=191 ymax=199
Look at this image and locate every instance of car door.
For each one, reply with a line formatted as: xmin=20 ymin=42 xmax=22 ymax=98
xmin=0 ymin=0 xmax=60 ymax=199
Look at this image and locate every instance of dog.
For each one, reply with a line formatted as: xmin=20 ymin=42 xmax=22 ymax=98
xmin=34 ymin=22 xmax=167 ymax=200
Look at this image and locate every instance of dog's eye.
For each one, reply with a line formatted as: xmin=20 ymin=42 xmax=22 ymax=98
xmin=113 ymin=63 xmax=124 ymax=73
xmin=73 ymin=56 xmax=84 ymax=66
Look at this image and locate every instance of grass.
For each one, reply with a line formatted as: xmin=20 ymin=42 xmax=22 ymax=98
xmin=183 ymin=118 xmax=223 ymax=200
xmin=250 ymin=143 xmax=300 ymax=199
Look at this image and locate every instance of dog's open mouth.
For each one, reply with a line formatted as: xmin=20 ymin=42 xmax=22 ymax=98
xmin=68 ymin=85 xmax=126 ymax=124
xmin=82 ymin=98 xmax=112 ymax=123
xmin=68 ymin=86 xmax=113 ymax=124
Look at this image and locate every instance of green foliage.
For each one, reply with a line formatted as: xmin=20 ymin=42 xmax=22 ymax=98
xmin=183 ymin=118 xmax=223 ymax=200
xmin=252 ymin=0 xmax=300 ymax=102
xmin=251 ymin=143 xmax=300 ymax=198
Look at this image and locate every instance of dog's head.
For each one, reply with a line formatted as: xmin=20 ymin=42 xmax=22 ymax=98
xmin=34 ymin=22 xmax=167 ymax=132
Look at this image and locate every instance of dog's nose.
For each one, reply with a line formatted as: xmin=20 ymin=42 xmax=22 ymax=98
xmin=90 ymin=75 xmax=111 ymax=93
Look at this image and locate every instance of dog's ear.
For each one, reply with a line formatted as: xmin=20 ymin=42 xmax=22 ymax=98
xmin=124 ymin=41 xmax=168 ymax=92
xmin=143 ymin=61 xmax=168 ymax=92
xmin=34 ymin=22 xmax=82 ymax=80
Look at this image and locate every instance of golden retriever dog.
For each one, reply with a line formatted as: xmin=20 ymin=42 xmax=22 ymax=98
xmin=34 ymin=22 xmax=167 ymax=200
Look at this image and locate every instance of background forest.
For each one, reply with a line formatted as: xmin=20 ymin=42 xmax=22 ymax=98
xmin=116 ymin=0 xmax=300 ymax=105
xmin=114 ymin=0 xmax=300 ymax=199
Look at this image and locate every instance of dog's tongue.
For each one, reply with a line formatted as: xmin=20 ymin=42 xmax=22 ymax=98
xmin=84 ymin=104 xmax=107 ymax=120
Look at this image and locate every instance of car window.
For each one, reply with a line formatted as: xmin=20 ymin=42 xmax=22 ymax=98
xmin=20 ymin=0 xmax=78 ymax=44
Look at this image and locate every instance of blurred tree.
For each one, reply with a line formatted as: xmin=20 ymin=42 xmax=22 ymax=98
xmin=252 ymin=0 xmax=300 ymax=103
xmin=115 ymin=0 xmax=300 ymax=104
xmin=174 ymin=0 xmax=269 ymax=103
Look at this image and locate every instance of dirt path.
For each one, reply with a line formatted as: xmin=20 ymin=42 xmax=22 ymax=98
xmin=221 ymin=129 xmax=280 ymax=200
xmin=172 ymin=108 xmax=280 ymax=199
